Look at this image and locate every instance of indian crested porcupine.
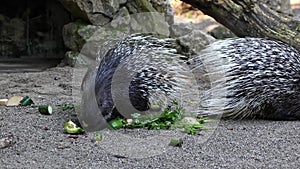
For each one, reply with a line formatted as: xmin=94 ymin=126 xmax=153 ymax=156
xmin=191 ymin=38 xmax=300 ymax=120
xmin=81 ymin=34 xmax=199 ymax=125
xmin=81 ymin=34 xmax=300 ymax=128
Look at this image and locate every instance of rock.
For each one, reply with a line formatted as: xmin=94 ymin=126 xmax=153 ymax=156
xmin=170 ymin=22 xmax=216 ymax=55
xmin=80 ymin=27 xmax=128 ymax=60
xmin=149 ymin=0 xmax=174 ymax=25
xmin=120 ymin=0 xmax=127 ymax=5
xmin=63 ymin=21 xmax=129 ymax=62
xmin=59 ymin=0 xmax=173 ymax=27
xmin=119 ymin=0 xmax=171 ymax=35
xmin=170 ymin=22 xmax=195 ymax=37
xmin=64 ymin=51 xmax=79 ymax=67
xmin=126 ymin=0 xmax=156 ymax=13
xmin=110 ymin=7 xmax=131 ymax=33
xmin=58 ymin=0 xmax=120 ymax=26
xmin=60 ymin=0 xmax=176 ymax=59
xmin=62 ymin=21 xmax=88 ymax=52
xmin=0 ymin=135 xmax=16 ymax=149
xmin=130 ymin=12 xmax=170 ymax=36
xmin=209 ymin=26 xmax=236 ymax=39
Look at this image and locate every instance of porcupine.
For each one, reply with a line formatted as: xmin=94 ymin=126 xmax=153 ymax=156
xmin=190 ymin=38 xmax=300 ymax=120
xmin=81 ymin=35 xmax=300 ymax=129
xmin=80 ymin=34 xmax=199 ymax=127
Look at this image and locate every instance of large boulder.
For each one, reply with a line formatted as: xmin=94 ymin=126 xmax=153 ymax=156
xmin=170 ymin=22 xmax=216 ymax=56
xmin=62 ymin=21 xmax=128 ymax=64
xmin=60 ymin=0 xmax=216 ymax=67
xmin=58 ymin=0 xmax=174 ymax=26
xmin=57 ymin=0 xmax=119 ymax=26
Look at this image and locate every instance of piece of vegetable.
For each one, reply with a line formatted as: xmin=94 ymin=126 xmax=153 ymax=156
xmin=108 ymin=100 xmax=215 ymax=135
xmin=198 ymin=118 xmax=218 ymax=124
xmin=6 ymin=96 xmax=23 ymax=106
xmin=38 ymin=105 xmax=53 ymax=115
xmin=108 ymin=118 xmax=124 ymax=130
xmin=124 ymin=100 xmax=182 ymax=130
xmin=94 ymin=132 xmax=102 ymax=141
xmin=64 ymin=120 xmax=84 ymax=134
xmin=169 ymin=137 xmax=183 ymax=147
xmin=20 ymin=96 xmax=34 ymax=106
xmin=0 ymin=99 xmax=8 ymax=106
xmin=56 ymin=104 xmax=75 ymax=111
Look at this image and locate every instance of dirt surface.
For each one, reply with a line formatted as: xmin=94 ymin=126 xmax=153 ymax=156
xmin=0 ymin=66 xmax=300 ymax=168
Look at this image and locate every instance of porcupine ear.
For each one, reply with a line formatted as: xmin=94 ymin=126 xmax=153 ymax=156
xmin=111 ymin=34 xmax=200 ymax=118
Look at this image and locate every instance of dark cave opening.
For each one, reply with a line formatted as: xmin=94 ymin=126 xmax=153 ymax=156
xmin=0 ymin=0 xmax=71 ymax=71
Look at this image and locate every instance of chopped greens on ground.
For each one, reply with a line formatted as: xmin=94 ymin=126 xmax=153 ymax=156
xmin=56 ymin=104 xmax=76 ymax=111
xmin=108 ymin=118 xmax=124 ymax=130
xmin=124 ymin=100 xmax=182 ymax=130
xmin=108 ymin=100 xmax=216 ymax=135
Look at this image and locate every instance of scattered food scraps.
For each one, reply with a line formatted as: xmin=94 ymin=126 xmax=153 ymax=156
xmin=63 ymin=120 xmax=84 ymax=134
xmin=20 ymin=96 xmax=34 ymax=106
xmin=93 ymin=132 xmax=102 ymax=141
xmin=108 ymin=118 xmax=124 ymax=130
xmin=169 ymin=137 xmax=183 ymax=147
xmin=56 ymin=104 xmax=75 ymax=111
xmin=0 ymin=99 xmax=8 ymax=106
xmin=38 ymin=105 xmax=53 ymax=115
xmin=6 ymin=96 xmax=23 ymax=106
xmin=107 ymin=100 xmax=214 ymax=135
xmin=2 ymin=96 xmax=34 ymax=106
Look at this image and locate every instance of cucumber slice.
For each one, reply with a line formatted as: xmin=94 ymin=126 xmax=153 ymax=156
xmin=20 ymin=96 xmax=34 ymax=106
xmin=38 ymin=105 xmax=53 ymax=115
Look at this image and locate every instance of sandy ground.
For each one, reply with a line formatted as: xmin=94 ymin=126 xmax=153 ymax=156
xmin=0 ymin=66 xmax=300 ymax=169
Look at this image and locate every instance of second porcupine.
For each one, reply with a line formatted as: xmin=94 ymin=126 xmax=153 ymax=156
xmin=82 ymin=34 xmax=300 ymax=126
xmin=191 ymin=38 xmax=300 ymax=120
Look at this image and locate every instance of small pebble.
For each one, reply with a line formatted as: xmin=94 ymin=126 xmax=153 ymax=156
xmin=0 ymin=135 xmax=16 ymax=149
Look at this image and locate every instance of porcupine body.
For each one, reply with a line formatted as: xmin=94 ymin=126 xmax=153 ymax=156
xmin=82 ymin=34 xmax=199 ymax=124
xmin=82 ymin=35 xmax=300 ymax=128
xmin=191 ymin=38 xmax=300 ymax=120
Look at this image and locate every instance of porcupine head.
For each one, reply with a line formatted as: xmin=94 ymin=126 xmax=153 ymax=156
xmin=80 ymin=34 xmax=200 ymax=131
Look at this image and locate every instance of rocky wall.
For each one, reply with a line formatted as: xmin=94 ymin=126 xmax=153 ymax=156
xmin=59 ymin=0 xmax=215 ymax=66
